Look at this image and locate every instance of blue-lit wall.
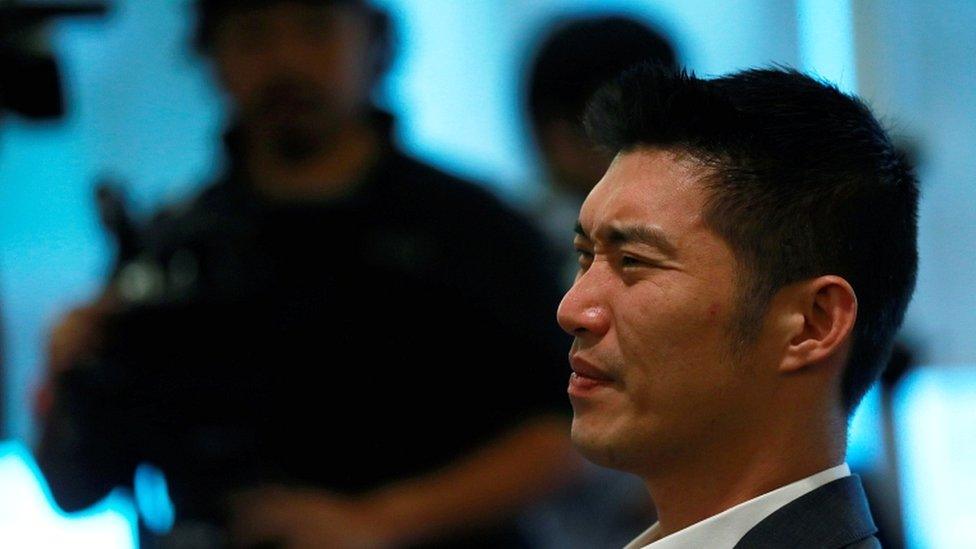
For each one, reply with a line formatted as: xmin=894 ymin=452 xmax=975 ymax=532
xmin=854 ymin=0 xmax=976 ymax=365
xmin=1 ymin=1 xmax=974 ymax=548
xmin=376 ymin=0 xmax=799 ymax=200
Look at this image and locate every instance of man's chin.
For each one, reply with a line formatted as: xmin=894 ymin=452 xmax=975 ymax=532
xmin=570 ymin=416 xmax=628 ymax=470
xmin=269 ymin=127 xmax=332 ymax=163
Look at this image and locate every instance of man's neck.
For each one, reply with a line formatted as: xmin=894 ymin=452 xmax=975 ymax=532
xmin=643 ymin=418 xmax=846 ymax=538
xmin=246 ymin=117 xmax=382 ymax=202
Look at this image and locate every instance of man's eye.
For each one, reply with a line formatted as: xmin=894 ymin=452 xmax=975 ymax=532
xmin=575 ymin=249 xmax=593 ymax=267
xmin=621 ymin=255 xmax=642 ymax=267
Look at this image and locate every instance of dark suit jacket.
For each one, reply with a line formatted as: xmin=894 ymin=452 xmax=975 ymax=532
xmin=733 ymin=475 xmax=881 ymax=548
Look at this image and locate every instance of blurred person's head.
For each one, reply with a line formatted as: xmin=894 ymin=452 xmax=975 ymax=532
xmin=525 ymin=15 xmax=678 ymax=198
xmin=194 ymin=0 xmax=393 ymax=163
xmin=557 ymin=65 xmax=918 ymax=476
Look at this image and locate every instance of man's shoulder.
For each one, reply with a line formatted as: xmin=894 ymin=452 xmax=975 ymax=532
xmin=381 ymin=151 xmax=519 ymax=220
xmin=843 ymin=536 xmax=882 ymax=549
xmin=139 ymin=178 xmax=249 ymax=244
xmin=733 ymin=475 xmax=880 ymax=549
xmin=381 ymin=151 xmax=554 ymax=254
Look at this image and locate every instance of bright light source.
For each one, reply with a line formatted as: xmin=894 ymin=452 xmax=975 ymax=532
xmin=0 ymin=440 xmax=138 ymax=549
xmin=134 ymin=463 xmax=175 ymax=535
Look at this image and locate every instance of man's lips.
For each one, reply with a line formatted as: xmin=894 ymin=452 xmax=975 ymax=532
xmin=569 ymin=355 xmax=615 ymax=382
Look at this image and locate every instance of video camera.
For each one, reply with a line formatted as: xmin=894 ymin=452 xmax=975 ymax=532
xmin=0 ymin=1 xmax=107 ymax=119
xmin=40 ymin=181 xmax=283 ymax=548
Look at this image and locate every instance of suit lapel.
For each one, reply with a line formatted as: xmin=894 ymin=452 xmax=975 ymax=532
xmin=732 ymin=475 xmax=878 ymax=549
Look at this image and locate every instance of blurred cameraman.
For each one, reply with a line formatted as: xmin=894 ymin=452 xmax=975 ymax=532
xmin=36 ymin=1 xmax=578 ymax=547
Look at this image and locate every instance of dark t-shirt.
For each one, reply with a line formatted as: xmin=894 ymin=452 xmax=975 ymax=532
xmin=90 ymin=143 xmax=570 ymax=545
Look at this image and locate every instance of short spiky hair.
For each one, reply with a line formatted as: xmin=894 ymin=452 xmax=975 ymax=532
xmin=584 ymin=64 xmax=919 ymax=413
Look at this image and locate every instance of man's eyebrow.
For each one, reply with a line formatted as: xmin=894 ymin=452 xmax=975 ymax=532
xmin=574 ymin=222 xmax=588 ymax=239
xmin=576 ymin=221 xmax=677 ymax=256
xmin=607 ymin=224 xmax=678 ymax=256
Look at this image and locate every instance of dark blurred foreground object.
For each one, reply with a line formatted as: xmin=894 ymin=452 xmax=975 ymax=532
xmin=35 ymin=2 xmax=576 ymax=547
xmin=0 ymin=1 xmax=108 ymax=119
xmin=38 ymin=127 xmax=573 ymax=549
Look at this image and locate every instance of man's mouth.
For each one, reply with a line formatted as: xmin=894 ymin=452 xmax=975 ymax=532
xmin=568 ymin=354 xmax=615 ymax=396
xmin=570 ymin=355 xmax=614 ymax=381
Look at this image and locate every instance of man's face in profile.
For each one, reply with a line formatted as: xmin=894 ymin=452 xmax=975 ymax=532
xmin=557 ymin=148 xmax=775 ymax=474
xmin=209 ymin=2 xmax=375 ymax=161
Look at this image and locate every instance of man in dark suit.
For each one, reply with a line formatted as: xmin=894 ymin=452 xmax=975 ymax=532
xmin=556 ymin=64 xmax=918 ymax=548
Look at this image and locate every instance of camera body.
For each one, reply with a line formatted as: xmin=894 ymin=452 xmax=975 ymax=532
xmin=37 ymin=188 xmax=281 ymax=536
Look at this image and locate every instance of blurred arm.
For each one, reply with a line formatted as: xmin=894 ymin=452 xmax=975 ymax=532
xmin=368 ymin=415 xmax=581 ymax=544
xmin=231 ymin=415 xmax=583 ymax=548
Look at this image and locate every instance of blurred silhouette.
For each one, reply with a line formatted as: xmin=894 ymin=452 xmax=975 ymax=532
xmin=35 ymin=1 xmax=579 ymax=547
xmin=517 ymin=15 xmax=679 ymax=548
xmin=849 ymin=136 xmax=927 ymax=549
xmin=863 ymin=341 xmax=915 ymax=549
xmin=523 ymin=14 xmax=680 ymax=288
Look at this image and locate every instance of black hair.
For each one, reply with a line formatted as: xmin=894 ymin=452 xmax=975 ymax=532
xmin=193 ymin=0 xmax=394 ymax=81
xmin=584 ymin=64 xmax=919 ymax=414
xmin=526 ymin=15 xmax=678 ymax=136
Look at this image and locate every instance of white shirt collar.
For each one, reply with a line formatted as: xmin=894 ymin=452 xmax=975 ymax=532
xmin=624 ymin=463 xmax=851 ymax=549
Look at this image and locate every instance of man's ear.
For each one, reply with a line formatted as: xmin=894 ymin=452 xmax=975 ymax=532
xmin=779 ymin=276 xmax=857 ymax=373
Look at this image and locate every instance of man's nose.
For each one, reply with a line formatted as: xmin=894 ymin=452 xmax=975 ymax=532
xmin=266 ymin=33 xmax=308 ymax=70
xmin=556 ymin=275 xmax=610 ymax=338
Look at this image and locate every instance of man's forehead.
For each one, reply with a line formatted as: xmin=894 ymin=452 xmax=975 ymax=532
xmin=207 ymin=0 xmax=364 ymax=11
xmin=578 ymin=148 xmax=707 ymax=234
xmin=215 ymin=0 xmax=362 ymax=22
